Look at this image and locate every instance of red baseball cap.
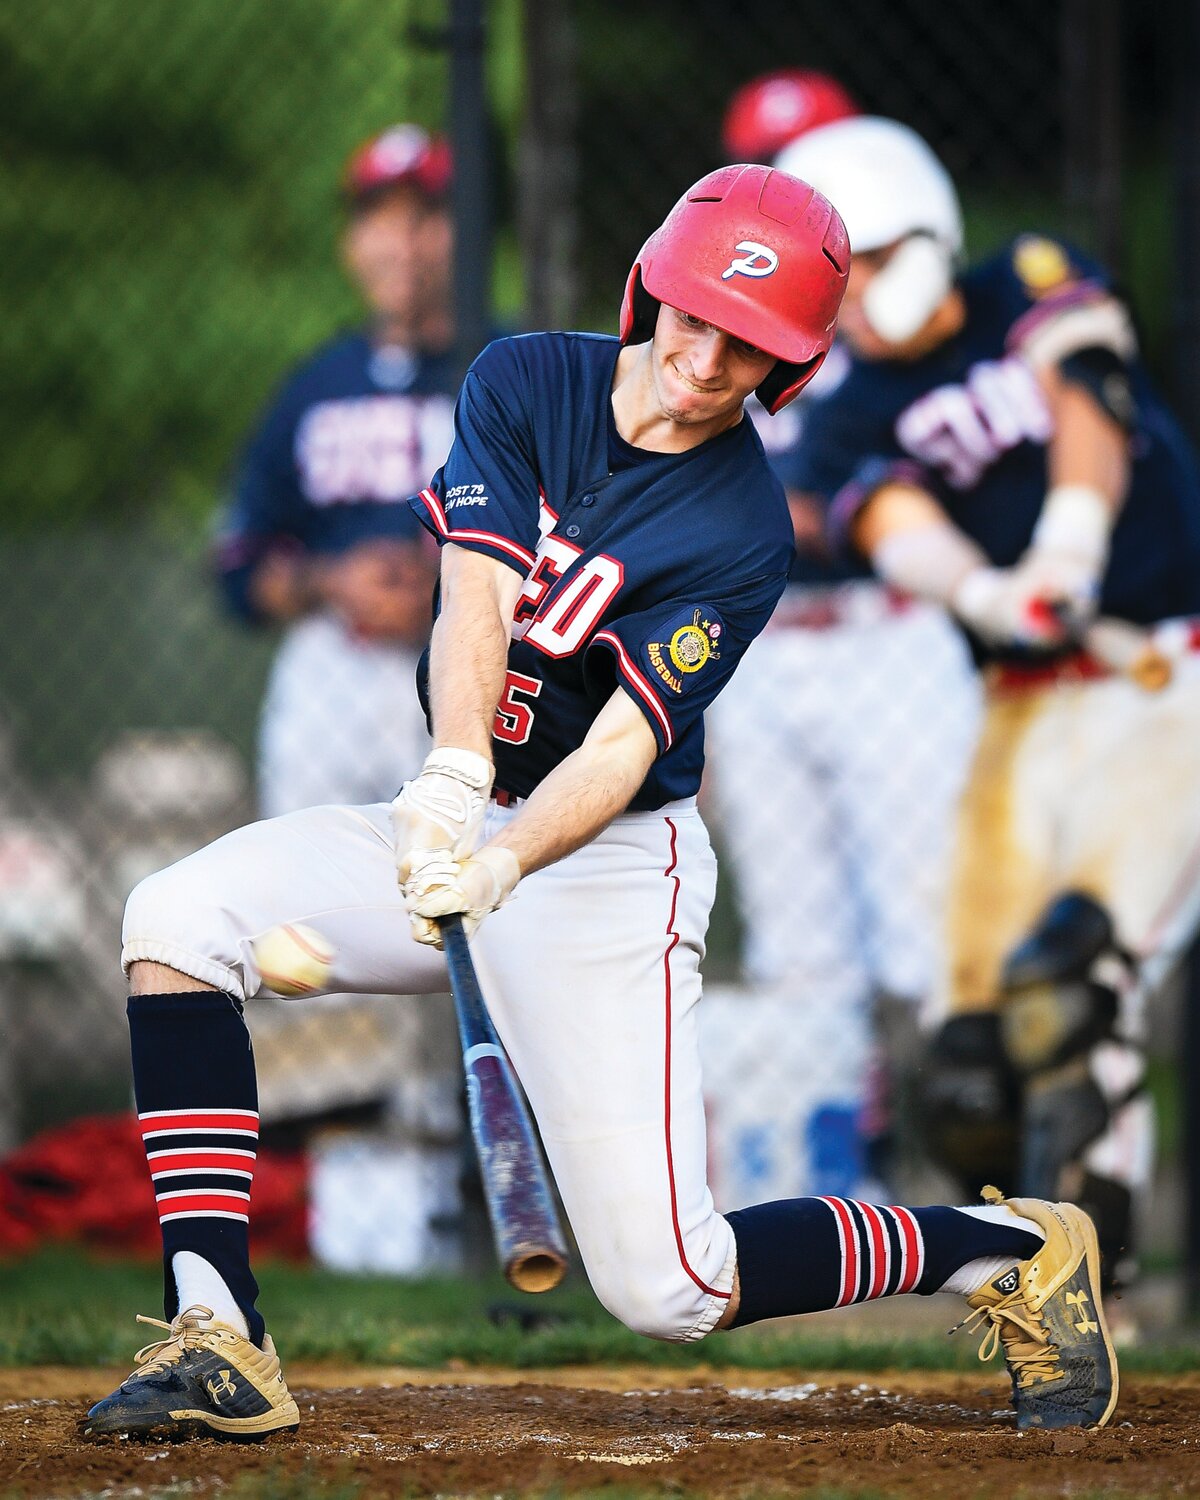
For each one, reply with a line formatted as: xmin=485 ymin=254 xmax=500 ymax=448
xmin=722 ymin=70 xmax=859 ymax=163
xmin=343 ymin=124 xmax=452 ymax=204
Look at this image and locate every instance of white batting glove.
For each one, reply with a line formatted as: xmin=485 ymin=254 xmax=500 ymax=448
xmin=404 ymin=845 xmax=522 ymax=948
xmin=951 ymin=564 xmax=1073 ymax=649
xmin=391 ymin=748 xmax=494 ymax=885
xmin=951 ymin=486 xmax=1111 ymax=649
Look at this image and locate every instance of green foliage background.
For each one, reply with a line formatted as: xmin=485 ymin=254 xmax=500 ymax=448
xmin=0 ymin=0 xmax=523 ymax=534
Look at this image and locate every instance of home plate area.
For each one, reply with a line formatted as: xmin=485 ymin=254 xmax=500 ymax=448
xmin=0 ymin=1367 xmax=1195 ymax=1497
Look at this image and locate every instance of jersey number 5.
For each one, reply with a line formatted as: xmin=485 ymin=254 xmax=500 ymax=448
xmin=493 ymin=671 xmax=543 ymax=745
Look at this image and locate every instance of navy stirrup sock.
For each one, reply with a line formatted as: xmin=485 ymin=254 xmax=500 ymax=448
xmin=726 ymin=1195 xmax=1044 ymax=1328
xmin=128 ymin=992 xmax=265 ymax=1346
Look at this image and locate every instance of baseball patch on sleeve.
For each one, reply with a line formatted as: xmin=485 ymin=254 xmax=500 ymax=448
xmin=644 ymin=607 xmax=725 ymax=695
xmin=1013 ymin=235 xmax=1074 ymax=297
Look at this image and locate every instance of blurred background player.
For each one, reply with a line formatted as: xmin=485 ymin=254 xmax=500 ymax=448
xmin=210 ymin=126 xmax=466 ymax=1266
xmin=215 ymin=124 xmax=454 ymax=816
xmin=704 ymin=73 xmax=980 ymax=1201
xmin=776 ymin=114 xmax=1200 ymax=1293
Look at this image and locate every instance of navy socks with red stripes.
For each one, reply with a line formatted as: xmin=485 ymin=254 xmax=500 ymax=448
xmin=127 ymin=992 xmax=265 ymax=1347
xmin=725 ymin=1196 xmax=1044 ymax=1327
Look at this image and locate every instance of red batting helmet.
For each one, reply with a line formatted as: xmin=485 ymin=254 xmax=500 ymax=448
xmin=620 ymin=164 xmax=849 ymax=414
xmin=722 ymin=70 xmax=859 ymax=163
xmin=343 ymin=124 xmax=452 ymax=204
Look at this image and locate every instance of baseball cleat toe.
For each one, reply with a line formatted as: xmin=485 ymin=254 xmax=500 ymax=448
xmin=957 ymin=1186 xmax=1119 ymax=1431
xmin=80 ymin=1305 xmax=299 ymax=1442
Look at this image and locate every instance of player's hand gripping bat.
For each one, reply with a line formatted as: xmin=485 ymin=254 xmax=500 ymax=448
xmin=438 ymin=914 xmax=569 ymax=1292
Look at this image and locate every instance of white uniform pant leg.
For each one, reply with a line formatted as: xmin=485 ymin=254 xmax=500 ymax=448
xmin=471 ymin=800 xmax=736 ymax=1342
xmin=122 ymin=804 xmax=447 ymax=999
xmin=1050 ymin=661 xmax=1200 ymax=957
xmin=259 ymin=617 xmax=431 ymax=816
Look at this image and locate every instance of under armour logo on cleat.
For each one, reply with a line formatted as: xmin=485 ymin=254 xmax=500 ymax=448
xmin=994 ymin=1269 xmax=1020 ymax=1295
xmin=1066 ymin=1289 xmax=1099 ymax=1333
xmin=206 ymin=1369 xmax=238 ymax=1404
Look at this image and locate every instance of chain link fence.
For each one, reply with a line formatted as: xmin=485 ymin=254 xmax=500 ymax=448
xmin=1 ymin=0 xmax=1193 ymax=1297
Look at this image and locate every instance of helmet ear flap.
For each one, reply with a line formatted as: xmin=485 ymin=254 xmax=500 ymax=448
xmin=620 ymin=264 xmax=662 ymax=346
xmin=756 ymin=351 xmax=826 ymax=415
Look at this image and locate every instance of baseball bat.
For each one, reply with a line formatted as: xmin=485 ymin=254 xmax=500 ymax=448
xmin=1082 ymin=617 xmax=1172 ymax=692
xmin=438 ymin=913 xmax=569 ymax=1292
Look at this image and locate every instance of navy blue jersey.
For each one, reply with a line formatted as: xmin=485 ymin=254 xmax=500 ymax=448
xmin=792 ymin=236 xmax=1200 ymax=631
xmin=215 ymin=330 xmax=458 ymax=621
xmin=409 ymin=333 xmax=793 ymax=809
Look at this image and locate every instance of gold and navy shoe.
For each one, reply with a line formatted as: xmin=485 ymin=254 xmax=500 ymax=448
xmin=81 ymin=1305 xmax=300 ymax=1442
xmin=958 ymin=1187 xmax=1119 ymax=1431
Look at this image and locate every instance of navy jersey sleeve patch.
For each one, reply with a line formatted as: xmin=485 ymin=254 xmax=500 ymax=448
xmin=1011 ymin=235 xmax=1076 ymax=298
xmin=589 ymin=578 xmax=784 ymax=754
xmin=644 ymin=607 xmax=724 ymax=695
xmin=408 ymin=350 xmax=540 ymax=575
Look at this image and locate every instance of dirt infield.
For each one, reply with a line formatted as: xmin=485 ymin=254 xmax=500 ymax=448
xmin=2 ymin=1366 xmax=1197 ymax=1498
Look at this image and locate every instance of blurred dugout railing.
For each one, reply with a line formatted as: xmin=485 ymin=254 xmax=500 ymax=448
xmin=2 ymin=0 xmax=1198 ymax=1299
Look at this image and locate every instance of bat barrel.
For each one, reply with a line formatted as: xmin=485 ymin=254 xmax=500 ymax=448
xmin=441 ymin=915 xmax=571 ymax=1294
xmin=508 ymin=1248 xmax=568 ymax=1293
xmin=464 ymin=1046 xmax=570 ymax=1291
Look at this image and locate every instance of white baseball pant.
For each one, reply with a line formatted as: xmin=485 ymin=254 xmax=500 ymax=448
xmin=122 ymin=797 xmax=735 ymax=1341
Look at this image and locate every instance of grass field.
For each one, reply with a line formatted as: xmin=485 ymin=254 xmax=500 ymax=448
xmin=4 ymin=1247 xmax=1199 ymax=1375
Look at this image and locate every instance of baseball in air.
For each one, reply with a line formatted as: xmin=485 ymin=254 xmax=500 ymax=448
xmin=251 ymin=922 xmax=335 ymax=997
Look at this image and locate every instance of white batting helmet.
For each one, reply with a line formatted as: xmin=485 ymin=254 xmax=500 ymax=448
xmin=775 ymin=117 xmax=963 ymax=344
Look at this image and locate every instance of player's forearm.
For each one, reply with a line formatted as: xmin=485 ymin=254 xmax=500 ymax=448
xmin=429 ymin=545 xmax=522 ymax=759
xmin=486 ymin=690 xmax=658 ymax=878
xmin=854 ymin=482 xmax=986 ymax=605
xmin=1044 ymin=377 xmax=1130 ymax=511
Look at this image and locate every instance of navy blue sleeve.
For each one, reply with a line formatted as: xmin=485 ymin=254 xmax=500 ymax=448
xmin=586 ymin=569 xmax=787 ymax=754
xmin=213 ymin=385 xmax=305 ymax=624
xmin=409 ymin=341 xmax=541 ymax=577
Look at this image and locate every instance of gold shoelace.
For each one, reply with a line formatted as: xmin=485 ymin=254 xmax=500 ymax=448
xmin=132 ymin=1305 xmax=217 ymax=1374
xmin=953 ymin=1294 xmax=1063 ymax=1388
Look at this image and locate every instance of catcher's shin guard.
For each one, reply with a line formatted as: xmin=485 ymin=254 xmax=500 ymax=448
xmin=999 ymin=893 xmax=1135 ymax=1184
xmin=920 ymin=1012 xmax=1021 ymax=1192
xmin=999 ymin=892 xmax=1146 ymax=1284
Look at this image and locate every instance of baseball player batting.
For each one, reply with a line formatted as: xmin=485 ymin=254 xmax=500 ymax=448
xmin=774 ymin=116 xmax=1200 ymax=1299
xmin=84 ymin=164 xmax=1117 ymax=1445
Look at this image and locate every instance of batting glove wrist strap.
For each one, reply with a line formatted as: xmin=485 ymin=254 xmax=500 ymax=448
xmin=391 ymin=749 xmax=495 ymax=880
xmin=420 ymin=747 xmax=495 ymax=791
